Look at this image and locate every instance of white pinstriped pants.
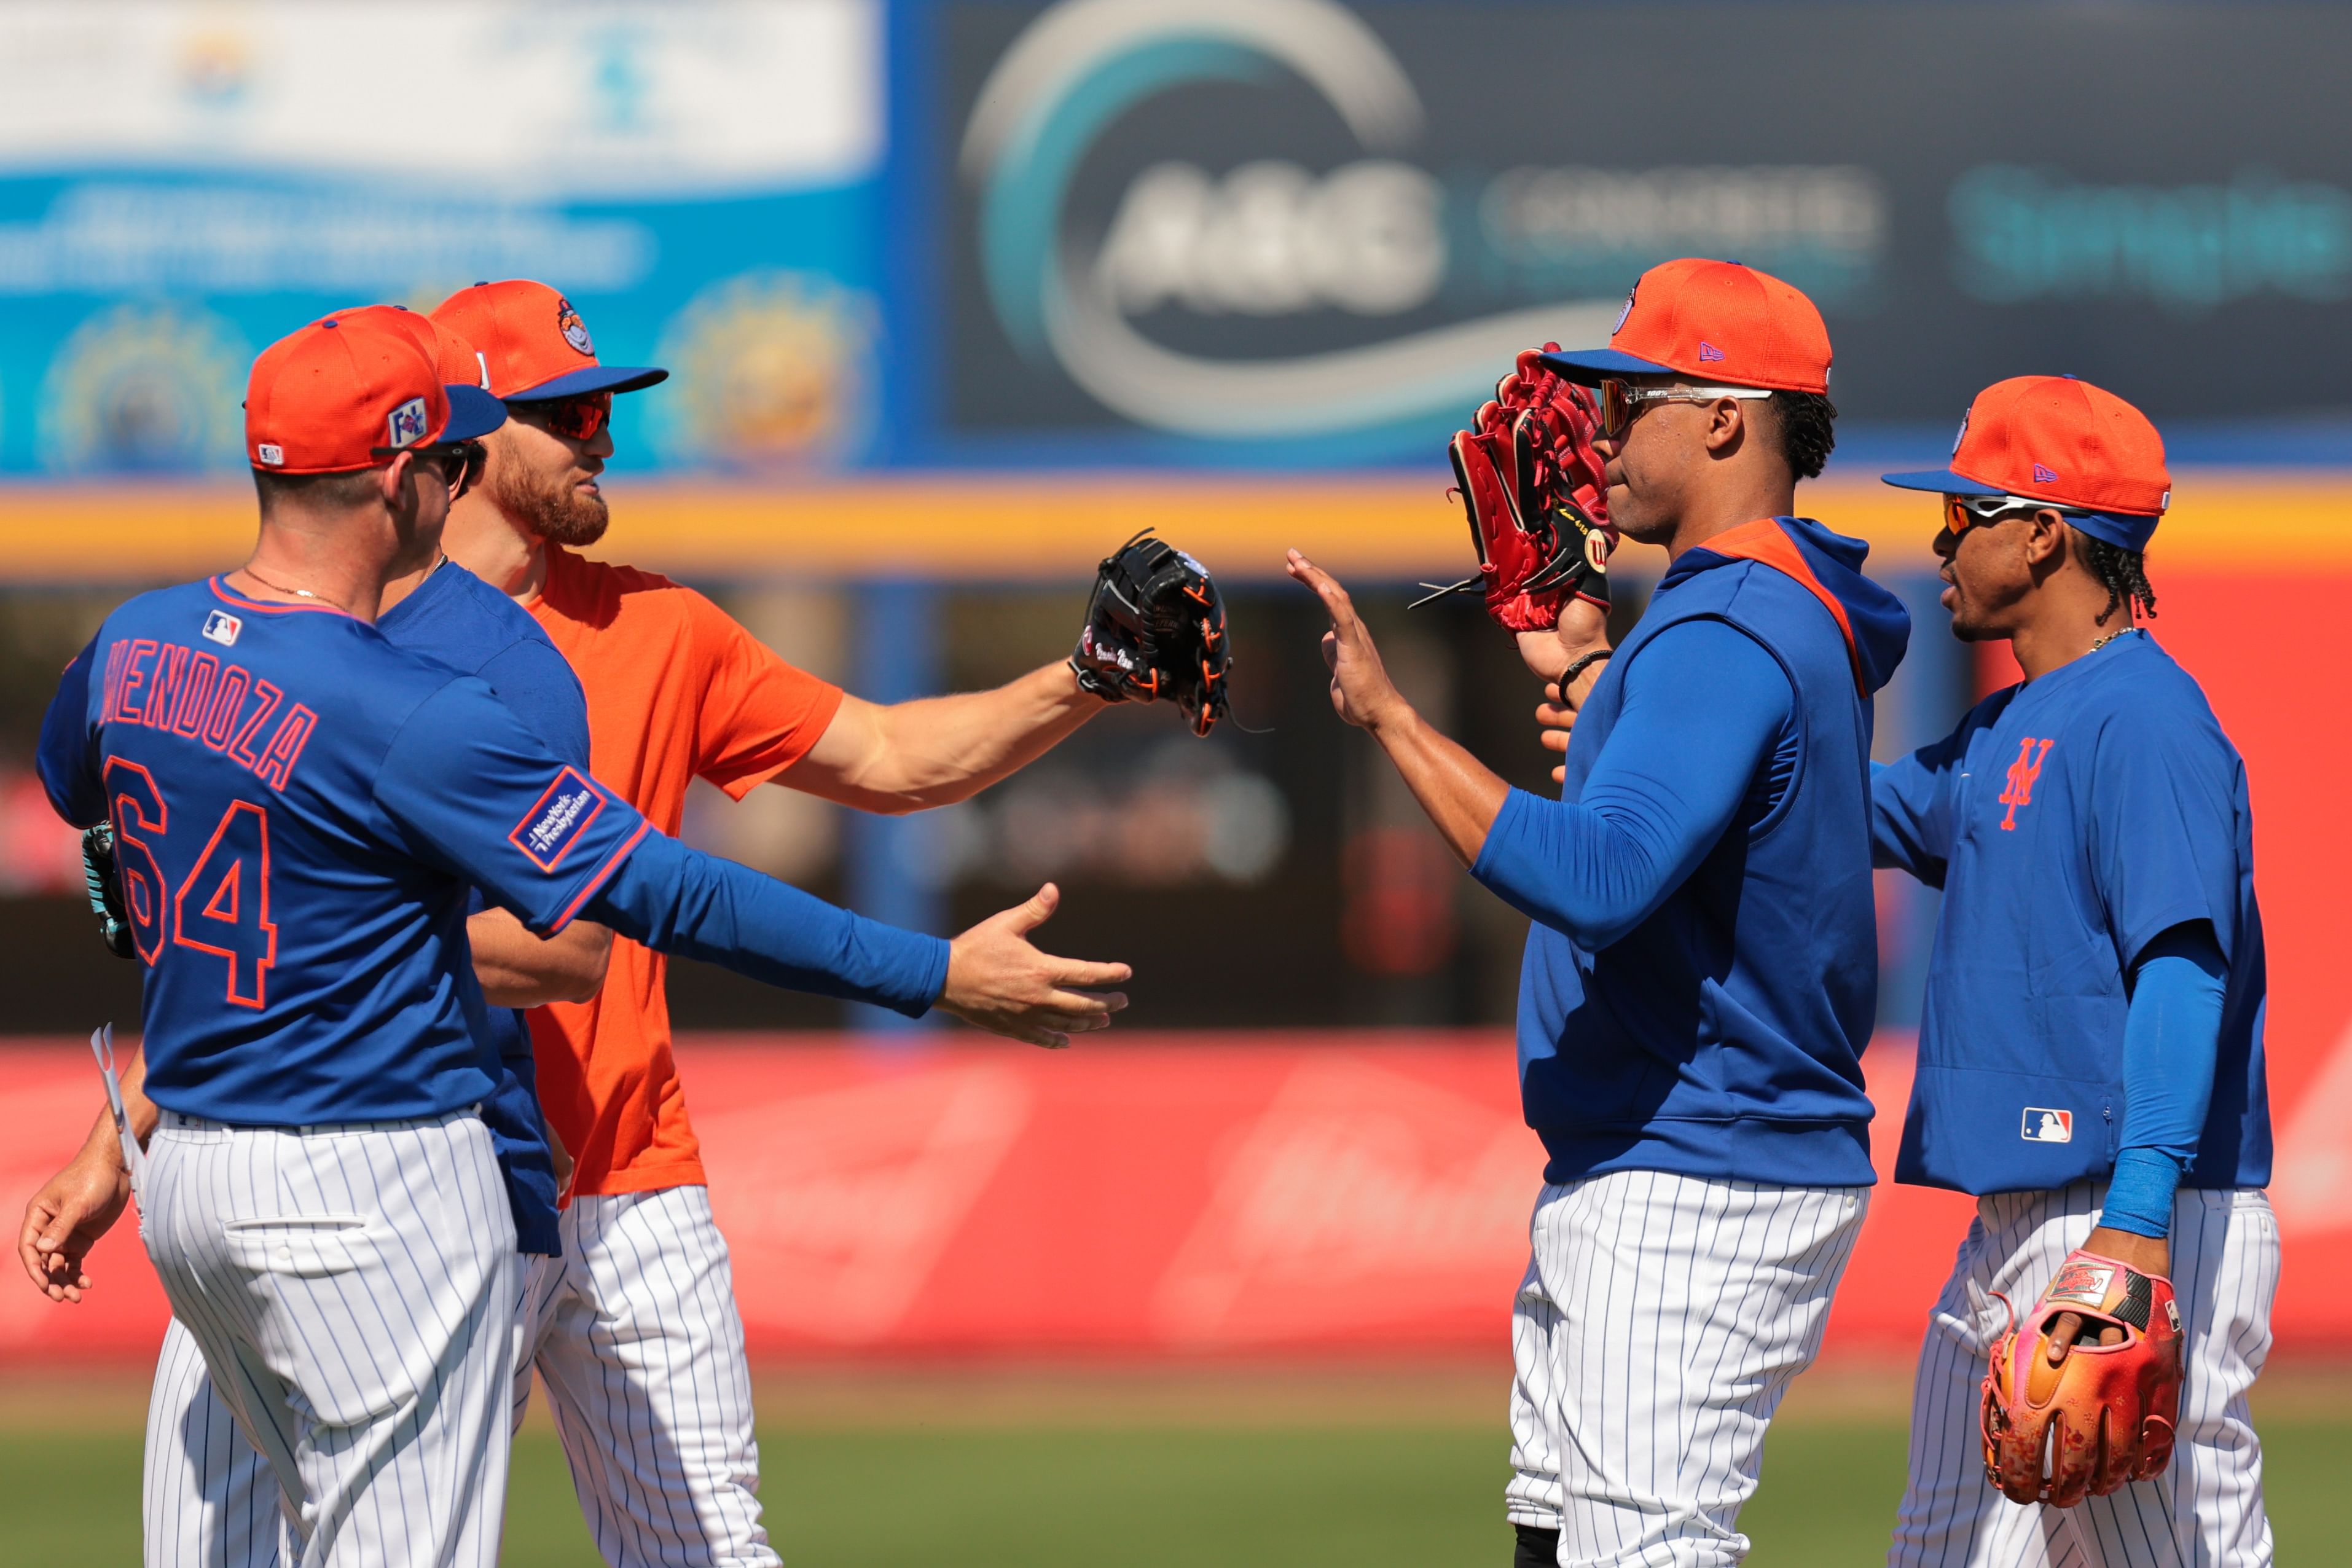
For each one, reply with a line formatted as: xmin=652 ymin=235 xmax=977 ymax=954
xmin=141 ymin=1110 xmax=518 ymax=1568
xmin=1507 ymin=1170 xmax=1870 ymax=1567
xmin=514 ymin=1185 xmax=779 ymax=1568
xmin=147 ymin=1184 xmax=775 ymax=1568
xmin=1888 ymin=1182 xmax=2279 ymax=1568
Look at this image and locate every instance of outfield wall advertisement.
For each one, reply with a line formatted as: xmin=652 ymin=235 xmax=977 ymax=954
xmin=0 ymin=0 xmax=888 ymax=477
xmin=918 ymin=0 xmax=2352 ymax=464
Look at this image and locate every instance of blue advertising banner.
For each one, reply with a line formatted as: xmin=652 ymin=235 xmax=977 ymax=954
xmin=898 ymin=0 xmax=2352 ymax=468
xmin=0 ymin=0 xmax=889 ymax=477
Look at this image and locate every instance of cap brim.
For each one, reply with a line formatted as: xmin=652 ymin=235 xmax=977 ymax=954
xmin=441 ymin=385 xmax=509 ymax=441
xmin=506 ymin=364 xmax=669 ymax=400
xmin=1535 ymin=347 xmax=1679 ymax=385
xmin=1880 ymin=467 xmax=2006 ymax=496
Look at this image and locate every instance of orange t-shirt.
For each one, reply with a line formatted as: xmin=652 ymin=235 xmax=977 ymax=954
xmin=525 ymin=547 xmax=843 ymax=1196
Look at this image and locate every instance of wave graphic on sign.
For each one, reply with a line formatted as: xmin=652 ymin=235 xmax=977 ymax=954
xmin=960 ymin=0 xmax=1618 ymax=440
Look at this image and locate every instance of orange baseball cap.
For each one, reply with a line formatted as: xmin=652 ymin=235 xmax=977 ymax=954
xmin=245 ymin=306 xmax=505 ymax=474
xmin=1883 ymin=375 xmax=2170 ymax=551
xmin=379 ymin=304 xmax=494 ymax=393
xmin=1540 ymin=258 xmax=1833 ymax=394
xmin=429 ymin=279 xmax=667 ymax=402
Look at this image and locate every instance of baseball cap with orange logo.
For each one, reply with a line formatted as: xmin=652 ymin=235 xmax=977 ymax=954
xmin=245 ymin=306 xmax=506 ymax=474
xmin=1539 ymin=258 xmax=1833 ymax=395
xmin=429 ymin=280 xmax=667 ymax=402
xmin=1883 ymin=375 xmax=2170 ymax=552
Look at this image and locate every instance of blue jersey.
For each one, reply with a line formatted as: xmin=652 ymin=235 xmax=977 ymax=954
xmin=1872 ymin=630 xmax=2271 ymax=1195
xmin=1511 ymin=518 xmax=1911 ymax=1189
xmin=38 ymin=576 xmax=651 ymax=1128
xmin=376 ymin=559 xmax=588 ymax=1255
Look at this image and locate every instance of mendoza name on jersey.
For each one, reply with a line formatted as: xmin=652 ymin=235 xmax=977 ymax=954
xmin=97 ymin=635 xmax=319 ymax=792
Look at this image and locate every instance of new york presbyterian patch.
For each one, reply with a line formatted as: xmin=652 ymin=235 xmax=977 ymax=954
xmin=509 ymin=767 xmax=610 ymax=871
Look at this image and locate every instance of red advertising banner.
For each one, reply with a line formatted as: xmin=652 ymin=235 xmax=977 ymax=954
xmin=5 ymin=1027 xmax=2339 ymax=1368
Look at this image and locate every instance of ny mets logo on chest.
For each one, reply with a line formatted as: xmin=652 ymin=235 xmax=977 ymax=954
xmin=1997 ymin=737 xmax=2055 ymax=830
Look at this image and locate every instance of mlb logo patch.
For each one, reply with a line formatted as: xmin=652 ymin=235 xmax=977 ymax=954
xmin=385 ymin=396 xmax=429 ymax=450
xmin=509 ymin=766 xmax=610 ymax=871
xmin=2021 ymin=1107 xmax=2074 ymax=1143
xmin=255 ymin=442 xmax=285 ymax=466
xmin=202 ymin=610 xmax=241 ymax=648
xmin=1696 ymin=340 xmax=1725 ymax=363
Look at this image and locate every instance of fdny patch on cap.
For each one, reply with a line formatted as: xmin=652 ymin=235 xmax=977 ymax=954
xmin=2021 ymin=1107 xmax=2074 ymax=1143
xmin=557 ymin=296 xmax=594 ymax=356
xmin=509 ymin=766 xmax=610 ymax=871
xmin=385 ymin=396 xmax=429 ymax=450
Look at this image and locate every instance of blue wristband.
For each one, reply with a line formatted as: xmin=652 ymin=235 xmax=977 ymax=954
xmin=2099 ymin=1147 xmax=2181 ymax=1240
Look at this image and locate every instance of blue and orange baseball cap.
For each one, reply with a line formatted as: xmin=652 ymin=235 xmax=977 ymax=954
xmin=246 ymin=306 xmax=505 ymax=474
xmin=429 ymin=279 xmax=667 ymax=402
xmin=1883 ymin=376 xmax=2170 ymax=552
xmin=1540 ymin=258 xmax=1833 ymax=394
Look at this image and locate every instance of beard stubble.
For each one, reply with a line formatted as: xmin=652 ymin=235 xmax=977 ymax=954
xmin=493 ymin=452 xmax=610 ymax=548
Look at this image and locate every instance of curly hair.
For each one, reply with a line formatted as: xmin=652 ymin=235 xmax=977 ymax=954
xmin=2077 ymin=533 xmax=2158 ymax=625
xmin=1766 ymin=390 xmax=1838 ymax=481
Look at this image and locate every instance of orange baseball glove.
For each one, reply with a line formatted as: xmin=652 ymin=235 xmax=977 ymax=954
xmin=1980 ymin=1249 xmax=2184 ymax=1508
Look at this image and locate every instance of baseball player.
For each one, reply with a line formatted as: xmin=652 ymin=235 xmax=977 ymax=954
xmin=409 ymin=278 xmax=1226 ymax=1566
xmin=33 ymin=309 xmax=1130 ymax=1564
xmin=17 ymin=312 xmax=606 ymax=1566
xmin=1292 ymin=257 xmax=1911 ymax=1568
xmin=1870 ymin=377 xmax=2276 ymax=1566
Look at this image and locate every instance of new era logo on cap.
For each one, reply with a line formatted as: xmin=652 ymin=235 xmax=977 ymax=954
xmin=2032 ymin=463 xmax=2059 ymax=484
xmin=1697 ymin=340 xmax=1725 ymax=362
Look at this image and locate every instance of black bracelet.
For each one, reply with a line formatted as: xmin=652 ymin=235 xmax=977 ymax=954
xmin=1559 ymin=647 xmax=1613 ymax=687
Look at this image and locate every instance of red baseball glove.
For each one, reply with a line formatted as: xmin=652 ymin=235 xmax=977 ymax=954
xmin=1980 ymin=1249 xmax=2184 ymax=1508
xmin=1416 ymin=343 xmax=1616 ymax=632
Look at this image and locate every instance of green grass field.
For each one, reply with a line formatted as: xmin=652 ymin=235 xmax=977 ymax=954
xmin=3 ymin=1366 xmax=2343 ymax=1565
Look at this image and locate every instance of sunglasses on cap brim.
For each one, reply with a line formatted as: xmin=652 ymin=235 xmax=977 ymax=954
xmin=1940 ymin=493 xmax=2090 ymax=536
xmin=1595 ymin=378 xmax=1774 ymax=440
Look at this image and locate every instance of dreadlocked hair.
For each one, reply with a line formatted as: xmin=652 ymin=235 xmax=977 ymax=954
xmin=1768 ymin=390 xmax=1838 ymax=480
xmin=2077 ymin=533 xmax=2157 ymax=625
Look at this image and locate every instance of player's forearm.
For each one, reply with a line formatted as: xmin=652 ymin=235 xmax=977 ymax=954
xmin=2101 ymin=923 xmax=2229 ymax=1240
xmin=792 ymin=664 xmax=1100 ymax=813
xmin=1363 ymin=704 xmax=1511 ymax=866
xmin=585 ymin=832 xmax=948 ymax=1014
xmin=467 ymin=908 xmax=611 ymax=1006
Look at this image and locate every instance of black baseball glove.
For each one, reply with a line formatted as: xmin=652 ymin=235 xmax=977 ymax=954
xmin=82 ymin=822 xmax=137 ymax=960
xmin=1069 ymin=530 xmax=1231 ymax=737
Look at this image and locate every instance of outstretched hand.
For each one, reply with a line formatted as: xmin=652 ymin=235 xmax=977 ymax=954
xmin=1285 ymin=550 xmax=1406 ymax=731
xmin=17 ymin=1148 xmax=131 ymax=1304
xmin=939 ymin=883 xmax=1132 ymax=1048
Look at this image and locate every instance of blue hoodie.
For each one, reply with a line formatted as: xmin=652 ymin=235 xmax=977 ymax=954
xmin=1472 ymin=517 xmax=1911 ymax=1189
